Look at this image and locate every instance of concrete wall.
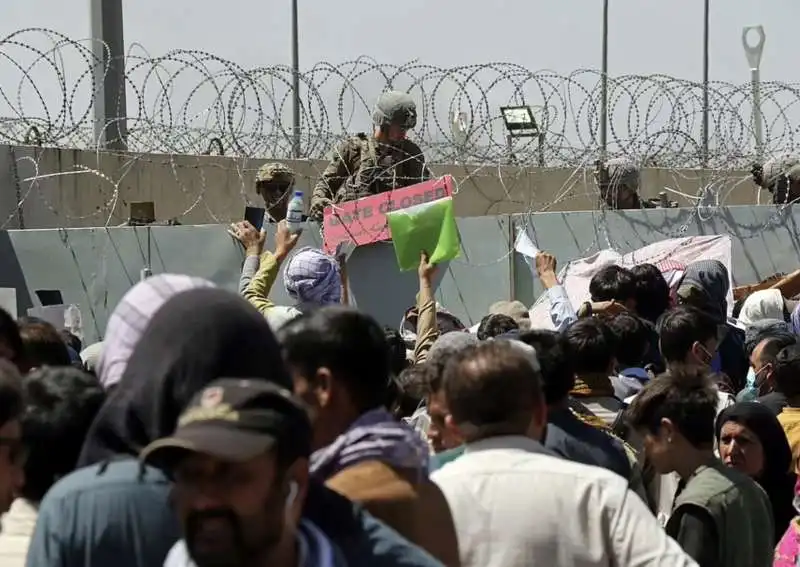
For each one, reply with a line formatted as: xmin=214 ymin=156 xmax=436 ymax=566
xmin=0 ymin=145 xmax=760 ymax=229
xmin=1 ymin=205 xmax=798 ymax=344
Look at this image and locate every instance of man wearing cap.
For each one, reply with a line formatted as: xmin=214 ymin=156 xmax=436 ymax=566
xmin=752 ymin=155 xmax=800 ymax=204
xmin=308 ymin=91 xmax=430 ymax=221
xmin=143 ymin=378 xmax=347 ymax=567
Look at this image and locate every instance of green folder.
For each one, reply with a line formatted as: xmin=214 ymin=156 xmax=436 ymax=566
xmin=386 ymin=196 xmax=461 ymax=271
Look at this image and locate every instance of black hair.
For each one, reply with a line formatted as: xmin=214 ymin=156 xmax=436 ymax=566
xmin=279 ymin=306 xmax=390 ymax=412
xmin=0 ymin=359 xmax=23 ymax=429
xmin=383 ymin=326 xmax=409 ymax=378
xmin=658 ymin=306 xmax=718 ymax=364
xmin=731 ymin=298 xmax=746 ymax=320
xmin=563 ymin=318 xmax=617 ymax=374
xmin=389 ymin=364 xmax=428 ymax=418
xmin=518 ymin=329 xmax=575 ymax=405
xmin=19 ymin=320 xmax=72 ymax=368
xmin=20 ymin=366 xmax=106 ymax=501
xmin=58 ymin=329 xmax=82 ymax=355
xmin=0 ymin=308 xmax=24 ymax=371
xmin=630 ymin=263 xmax=671 ymax=322
xmin=773 ymin=344 xmax=800 ymax=398
xmin=625 ymin=366 xmax=717 ymax=448
xmin=607 ymin=312 xmax=651 ymax=368
xmin=754 ymin=335 xmax=797 ymax=366
xmin=476 ymin=313 xmax=519 ymax=341
xmin=589 ymin=265 xmax=636 ymax=303
xmin=443 ymin=341 xmax=543 ymax=442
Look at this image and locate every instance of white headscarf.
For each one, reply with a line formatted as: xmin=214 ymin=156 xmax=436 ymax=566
xmin=737 ymin=289 xmax=785 ymax=327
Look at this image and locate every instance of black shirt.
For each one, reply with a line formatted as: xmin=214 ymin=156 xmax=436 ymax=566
xmin=544 ymin=407 xmax=631 ymax=480
xmin=757 ymin=391 xmax=789 ymax=415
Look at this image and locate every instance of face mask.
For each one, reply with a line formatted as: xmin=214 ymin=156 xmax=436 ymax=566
xmin=793 ymin=477 xmax=800 ymax=515
xmin=746 ymin=367 xmax=757 ymax=389
xmin=742 ymin=366 xmax=769 ymax=400
xmin=738 ymin=368 xmax=759 ymax=401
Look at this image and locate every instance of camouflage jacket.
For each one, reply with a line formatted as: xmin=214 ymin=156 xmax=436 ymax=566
xmin=309 ymin=134 xmax=430 ymax=220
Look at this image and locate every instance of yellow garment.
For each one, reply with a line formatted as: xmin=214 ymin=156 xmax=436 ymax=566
xmin=242 ymin=251 xmax=281 ymax=315
xmin=778 ymin=407 xmax=800 ymax=457
xmin=571 ymin=374 xmax=616 ymax=398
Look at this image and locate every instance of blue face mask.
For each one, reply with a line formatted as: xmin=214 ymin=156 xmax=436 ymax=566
xmin=746 ymin=366 xmax=757 ymax=389
xmin=738 ymin=367 xmax=762 ymax=402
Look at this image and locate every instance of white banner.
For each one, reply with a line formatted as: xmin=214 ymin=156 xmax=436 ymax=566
xmin=528 ymin=235 xmax=734 ymax=330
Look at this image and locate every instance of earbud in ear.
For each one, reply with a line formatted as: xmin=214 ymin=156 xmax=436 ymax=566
xmin=285 ymin=481 xmax=298 ymax=509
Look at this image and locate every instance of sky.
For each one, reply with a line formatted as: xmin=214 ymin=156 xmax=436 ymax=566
xmin=0 ymin=0 xmax=796 ymax=159
xmin=0 ymin=0 xmax=790 ymax=82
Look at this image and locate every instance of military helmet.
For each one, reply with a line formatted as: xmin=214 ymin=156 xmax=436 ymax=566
xmin=372 ymin=91 xmax=417 ymax=130
xmin=759 ymin=155 xmax=800 ymax=187
xmin=255 ymin=162 xmax=295 ymax=185
xmin=604 ymin=157 xmax=640 ymax=188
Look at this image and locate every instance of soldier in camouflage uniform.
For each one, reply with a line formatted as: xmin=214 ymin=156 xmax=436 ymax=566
xmin=595 ymin=158 xmax=677 ymax=210
xmin=308 ymin=91 xmax=431 ymax=221
xmin=751 ymin=155 xmax=800 ymax=204
xmin=255 ymin=162 xmax=296 ymax=222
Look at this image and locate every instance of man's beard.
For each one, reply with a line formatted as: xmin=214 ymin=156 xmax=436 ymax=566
xmin=185 ymin=507 xmax=283 ymax=567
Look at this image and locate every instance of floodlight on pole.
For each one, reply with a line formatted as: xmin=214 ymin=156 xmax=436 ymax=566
xmin=500 ymin=105 xmax=545 ymax=166
xmin=501 ymin=106 xmax=539 ymax=137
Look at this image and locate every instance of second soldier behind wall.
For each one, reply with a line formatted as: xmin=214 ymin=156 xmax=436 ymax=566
xmin=595 ymin=157 xmax=677 ymax=210
xmin=255 ymin=162 xmax=296 ymax=222
xmin=308 ymin=91 xmax=431 ymax=221
xmin=751 ymin=155 xmax=800 ymax=205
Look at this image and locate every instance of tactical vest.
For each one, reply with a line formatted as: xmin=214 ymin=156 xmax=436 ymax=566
xmin=341 ymin=134 xmax=401 ymax=201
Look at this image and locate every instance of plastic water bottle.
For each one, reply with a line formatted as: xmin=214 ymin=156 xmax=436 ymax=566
xmin=286 ymin=190 xmax=304 ymax=234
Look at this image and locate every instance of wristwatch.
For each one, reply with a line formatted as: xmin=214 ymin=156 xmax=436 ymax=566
xmin=577 ymin=301 xmax=593 ymax=318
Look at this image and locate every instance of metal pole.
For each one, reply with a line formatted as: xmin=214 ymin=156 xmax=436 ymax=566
xmin=90 ymin=0 xmax=128 ymax=150
xmin=701 ymin=0 xmax=709 ymax=168
xmin=291 ymin=0 xmax=301 ymax=158
xmin=751 ymin=68 xmax=764 ymax=162
xmin=742 ymin=26 xmax=766 ymax=162
xmin=599 ymin=0 xmax=609 ymax=161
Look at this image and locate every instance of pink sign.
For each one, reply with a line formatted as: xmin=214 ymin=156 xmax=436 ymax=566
xmin=322 ymin=175 xmax=454 ymax=255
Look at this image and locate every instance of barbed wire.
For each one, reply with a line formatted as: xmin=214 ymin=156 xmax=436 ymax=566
xmin=0 ymin=27 xmax=799 ymax=168
xmin=1 ymin=25 xmax=798 ymax=282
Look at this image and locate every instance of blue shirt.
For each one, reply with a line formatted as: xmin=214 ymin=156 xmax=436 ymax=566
xmin=26 ymin=459 xmax=179 ymax=567
xmin=26 ymin=459 xmax=443 ymax=567
xmin=546 ymin=285 xmax=578 ymax=332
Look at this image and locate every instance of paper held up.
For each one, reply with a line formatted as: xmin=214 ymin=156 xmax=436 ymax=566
xmin=322 ymin=176 xmax=455 ymax=255
xmin=514 ymin=227 xmax=540 ymax=259
xmin=386 ymin=196 xmax=461 ymax=271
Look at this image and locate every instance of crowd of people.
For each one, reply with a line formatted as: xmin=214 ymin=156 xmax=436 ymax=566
xmin=0 ymin=215 xmax=798 ymax=567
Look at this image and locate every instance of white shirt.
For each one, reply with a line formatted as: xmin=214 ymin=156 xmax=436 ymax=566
xmin=431 ymin=435 xmax=698 ymax=567
xmin=0 ymin=498 xmax=38 ymax=567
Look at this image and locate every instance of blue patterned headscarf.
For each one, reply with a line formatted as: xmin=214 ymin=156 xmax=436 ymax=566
xmin=283 ymin=247 xmax=342 ymax=306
